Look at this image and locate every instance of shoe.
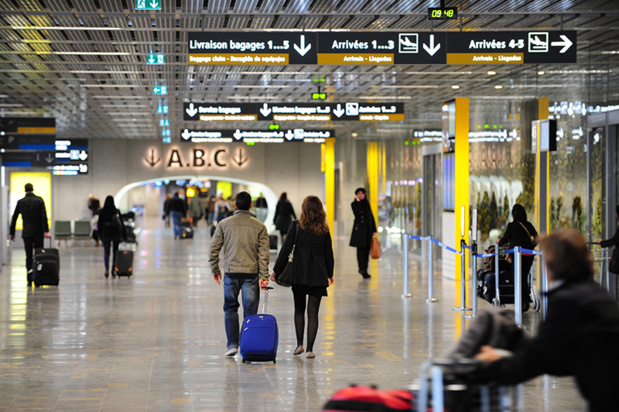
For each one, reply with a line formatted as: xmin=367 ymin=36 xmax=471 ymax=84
xmin=104 ymin=269 xmax=109 ymax=278
xmin=360 ymin=271 xmax=371 ymax=279
xmin=112 ymin=270 xmax=117 ymax=278
xmin=306 ymin=352 xmax=315 ymax=359
xmin=293 ymin=345 xmax=304 ymax=355
xmin=225 ymin=347 xmax=238 ymax=357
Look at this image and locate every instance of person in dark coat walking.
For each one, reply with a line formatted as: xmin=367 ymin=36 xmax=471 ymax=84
xmin=271 ymin=196 xmax=334 ymax=359
xmin=273 ymin=192 xmax=296 ymax=244
xmin=9 ymin=183 xmax=50 ymax=286
xmin=597 ymin=205 xmax=619 ymax=273
xmin=97 ymin=195 xmax=125 ymax=278
xmin=349 ymin=188 xmax=376 ymax=279
xmin=475 ymin=229 xmax=619 ymax=412
xmin=498 ymin=203 xmax=538 ymax=309
xmin=165 ymin=191 xmax=187 ymax=239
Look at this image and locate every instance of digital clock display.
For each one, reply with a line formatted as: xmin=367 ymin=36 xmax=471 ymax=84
xmin=428 ymin=7 xmax=458 ymax=20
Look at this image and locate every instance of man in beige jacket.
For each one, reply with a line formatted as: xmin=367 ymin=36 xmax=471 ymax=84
xmin=209 ymin=191 xmax=270 ymax=356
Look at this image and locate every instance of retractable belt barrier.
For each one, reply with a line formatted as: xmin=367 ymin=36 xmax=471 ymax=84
xmin=402 ymin=234 xmax=549 ymax=323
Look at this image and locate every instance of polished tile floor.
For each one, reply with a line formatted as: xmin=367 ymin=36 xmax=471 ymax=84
xmin=0 ymin=218 xmax=587 ymax=411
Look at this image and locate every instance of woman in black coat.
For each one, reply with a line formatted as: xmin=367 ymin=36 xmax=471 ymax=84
xmin=350 ymin=188 xmax=376 ymax=279
xmin=498 ymin=203 xmax=538 ymax=308
xmin=271 ymin=195 xmax=334 ymax=359
xmin=476 ymin=229 xmax=619 ymax=412
xmin=97 ymin=195 xmax=125 ymax=278
xmin=273 ymin=192 xmax=296 ymax=244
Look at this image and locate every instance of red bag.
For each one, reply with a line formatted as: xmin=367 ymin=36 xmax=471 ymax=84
xmin=322 ymin=385 xmax=413 ymax=412
xmin=370 ymin=233 xmax=381 ymax=259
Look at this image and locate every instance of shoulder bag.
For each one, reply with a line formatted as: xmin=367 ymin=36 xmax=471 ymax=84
xmin=112 ymin=212 xmax=123 ymax=233
xmin=276 ymin=222 xmax=298 ymax=287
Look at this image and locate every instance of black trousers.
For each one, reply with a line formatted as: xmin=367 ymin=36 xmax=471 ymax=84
xmin=23 ymin=235 xmax=44 ymax=281
xmin=356 ymin=247 xmax=370 ymax=273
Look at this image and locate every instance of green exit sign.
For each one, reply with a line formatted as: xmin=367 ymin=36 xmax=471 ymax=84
xmin=147 ymin=54 xmax=165 ymax=65
xmin=153 ymin=86 xmax=167 ymax=95
xmin=136 ymin=0 xmax=160 ymax=10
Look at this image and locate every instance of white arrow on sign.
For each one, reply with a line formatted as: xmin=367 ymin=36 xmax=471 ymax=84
xmin=260 ymin=103 xmax=272 ymax=117
xmin=149 ymin=0 xmax=158 ymax=8
xmin=422 ymin=34 xmax=441 ymax=56
xmin=333 ymin=104 xmax=345 ymax=118
xmin=285 ymin=130 xmax=294 ymax=140
xmin=293 ymin=35 xmax=312 ymax=57
xmin=79 ymin=150 xmax=88 ymax=161
xmin=181 ymin=129 xmax=191 ymax=140
xmin=186 ymin=103 xmax=198 ymax=117
xmin=45 ymin=153 xmax=54 ymax=163
xmin=148 ymin=55 xmax=155 ymax=64
xmin=234 ymin=129 xmax=243 ymax=140
xmin=551 ymin=35 xmax=573 ymax=54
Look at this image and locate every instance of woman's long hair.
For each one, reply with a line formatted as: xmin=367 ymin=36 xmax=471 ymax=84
xmin=101 ymin=195 xmax=116 ymax=213
xmin=299 ymin=196 xmax=329 ymax=236
xmin=279 ymin=192 xmax=288 ymax=201
xmin=512 ymin=203 xmax=527 ymax=222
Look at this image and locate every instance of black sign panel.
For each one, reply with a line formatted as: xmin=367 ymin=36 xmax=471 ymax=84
xmin=0 ymin=134 xmax=56 ymax=150
xmin=188 ymin=31 xmax=576 ymax=65
xmin=3 ymin=151 xmax=56 ymax=167
xmin=180 ymin=128 xmax=335 ymax=143
xmin=183 ymin=102 xmax=405 ymax=122
xmin=53 ymin=138 xmax=89 ymax=175
xmin=0 ymin=117 xmax=55 ymax=133
xmin=317 ymin=32 xmax=446 ymax=65
xmin=188 ymin=32 xmax=317 ymax=65
xmin=446 ymin=31 xmax=577 ymax=64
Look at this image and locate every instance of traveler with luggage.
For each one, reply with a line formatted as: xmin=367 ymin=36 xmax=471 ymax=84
xmin=273 ymin=192 xmax=296 ymax=244
xmin=165 ymin=191 xmax=186 ymax=239
xmin=214 ymin=195 xmax=229 ymax=223
xmin=270 ymin=195 xmax=334 ymax=359
xmin=98 ymin=195 xmax=126 ymax=278
xmin=498 ymin=203 xmax=538 ymax=309
xmin=475 ymin=229 xmax=619 ymax=412
xmin=162 ymin=193 xmax=171 ymax=227
xmin=9 ymin=183 xmax=51 ymax=286
xmin=350 ymin=188 xmax=377 ymax=279
xmin=209 ymin=191 xmax=270 ymax=357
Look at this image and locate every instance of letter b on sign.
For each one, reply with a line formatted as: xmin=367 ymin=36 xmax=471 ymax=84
xmin=193 ymin=149 xmax=206 ymax=167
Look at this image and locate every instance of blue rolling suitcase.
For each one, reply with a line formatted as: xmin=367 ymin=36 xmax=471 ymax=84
xmin=240 ymin=286 xmax=278 ymax=363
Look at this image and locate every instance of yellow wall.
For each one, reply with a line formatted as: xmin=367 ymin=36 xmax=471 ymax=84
xmin=10 ymin=172 xmax=52 ymax=231
xmin=454 ymin=98 xmax=470 ymax=281
xmin=366 ymin=142 xmax=380 ymax=220
xmin=323 ymin=139 xmax=335 ymax=234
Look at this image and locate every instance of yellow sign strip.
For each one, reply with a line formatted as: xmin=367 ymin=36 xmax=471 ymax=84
xmin=317 ymin=53 xmax=394 ymax=65
xmin=188 ymin=53 xmax=289 ymax=65
xmin=198 ymin=114 xmax=258 ymax=122
xmin=17 ymin=127 xmax=56 ymax=134
xmin=446 ymin=53 xmax=523 ymax=65
xmin=359 ymin=114 xmax=404 ymax=121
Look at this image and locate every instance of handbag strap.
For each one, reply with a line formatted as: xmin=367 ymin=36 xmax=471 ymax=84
xmin=518 ymin=221 xmax=533 ymax=242
xmin=289 ymin=221 xmax=299 ymax=258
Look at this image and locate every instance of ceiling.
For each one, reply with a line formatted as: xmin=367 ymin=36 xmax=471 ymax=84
xmin=0 ymin=0 xmax=618 ymax=140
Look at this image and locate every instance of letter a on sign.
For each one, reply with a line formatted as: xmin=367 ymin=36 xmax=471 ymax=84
xmin=167 ymin=149 xmax=183 ymax=167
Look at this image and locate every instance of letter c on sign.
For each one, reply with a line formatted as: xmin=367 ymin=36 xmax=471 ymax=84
xmin=214 ymin=149 xmax=227 ymax=167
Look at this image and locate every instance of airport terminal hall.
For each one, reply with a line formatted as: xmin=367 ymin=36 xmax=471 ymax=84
xmin=1 ymin=0 xmax=619 ymax=411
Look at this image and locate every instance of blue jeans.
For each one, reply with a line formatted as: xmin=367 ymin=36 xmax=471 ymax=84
xmin=223 ymin=276 xmax=259 ymax=350
xmin=170 ymin=211 xmax=183 ymax=237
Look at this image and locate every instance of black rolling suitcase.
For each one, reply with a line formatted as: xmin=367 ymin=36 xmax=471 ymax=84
xmin=269 ymin=235 xmax=278 ymax=250
xmin=32 ymin=240 xmax=60 ymax=287
xmin=114 ymin=243 xmax=134 ymax=277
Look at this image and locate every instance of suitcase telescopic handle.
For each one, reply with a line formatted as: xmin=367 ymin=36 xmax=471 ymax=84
xmin=261 ymin=286 xmax=273 ymax=314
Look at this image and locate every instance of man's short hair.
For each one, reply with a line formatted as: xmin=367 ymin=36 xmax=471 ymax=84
xmin=235 ymin=192 xmax=251 ymax=211
xmin=24 ymin=183 xmax=33 ymax=192
xmin=539 ymin=229 xmax=593 ymax=282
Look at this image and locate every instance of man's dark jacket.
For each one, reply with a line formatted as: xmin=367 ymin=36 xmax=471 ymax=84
xmin=10 ymin=192 xmax=49 ymax=238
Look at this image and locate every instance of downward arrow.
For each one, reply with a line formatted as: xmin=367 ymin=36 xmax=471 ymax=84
xmin=293 ymin=35 xmax=312 ymax=57
xmin=148 ymin=56 xmax=155 ymax=64
xmin=45 ymin=153 xmax=54 ymax=163
xmin=181 ymin=129 xmax=191 ymax=140
xmin=79 ymin=150 xmax=88 ymax=161
xmin=233 ymin=129 xmax=243 ymax=140
xmin=149 ymin=0 xmax=158 ymax=8
xmin=422 ymin=34 xmax=441 ymax=56
xmin=551 ymin=35 xmax=573 ymax=53
xmin=144 ymin=149 xmax=161 ymax=167
xmin=232 ymin=149 xmax=248 ymax=166
xmin=285 ymin=130 xmax=294 ymax=140
xmin=260 ymin=103 xmax=272 ymax=117
xmin=333 ymin=104 xmax=345 ymax=118
xmin=186 ymin=103 xmax=198 ymax=117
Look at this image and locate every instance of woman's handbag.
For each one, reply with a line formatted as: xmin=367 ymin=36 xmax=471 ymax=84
xmin=610 ymin=248 xmax=619 ymax=275
xmin=112 ymin=213 xmax=123 ymax=233
xmin=276 ymin=222 xmax=298 ymax=287
xmin=370 ymin=233 xmax=381 ymax=259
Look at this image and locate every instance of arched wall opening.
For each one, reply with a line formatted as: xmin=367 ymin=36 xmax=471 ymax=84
xmin=114 ymin=175 xmax=279 ymax=231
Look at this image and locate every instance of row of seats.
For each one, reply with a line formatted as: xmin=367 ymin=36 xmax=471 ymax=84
xmin=54 ymin=220 xmax=92 ymax=244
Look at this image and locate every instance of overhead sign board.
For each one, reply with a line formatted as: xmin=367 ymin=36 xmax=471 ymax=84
xmin=0 ymin=134 xmax=56 ymax=150
xmin=180 ymin=128 xmax=334 ymax=143
xmin=53 ymin=139 xmax=89 ymax=175
xmin=183 ymin=102 xmax=404 ymax=122
xmin=0 ymin=117 xmax=55 ymax=134
xmin=3 ymin=151 xmax=56 ymax=168
xmin=188 ymin=31 xmax=576 ymax=65
xmin=147 ymin=54 xmax=165 ymax=65
xmin=135 ymin=0 xmax=160 ymax=10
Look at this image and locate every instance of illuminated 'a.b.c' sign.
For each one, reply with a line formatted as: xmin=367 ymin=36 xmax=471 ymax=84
xmin=144 ymin=147 xmax=249 ymax=169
